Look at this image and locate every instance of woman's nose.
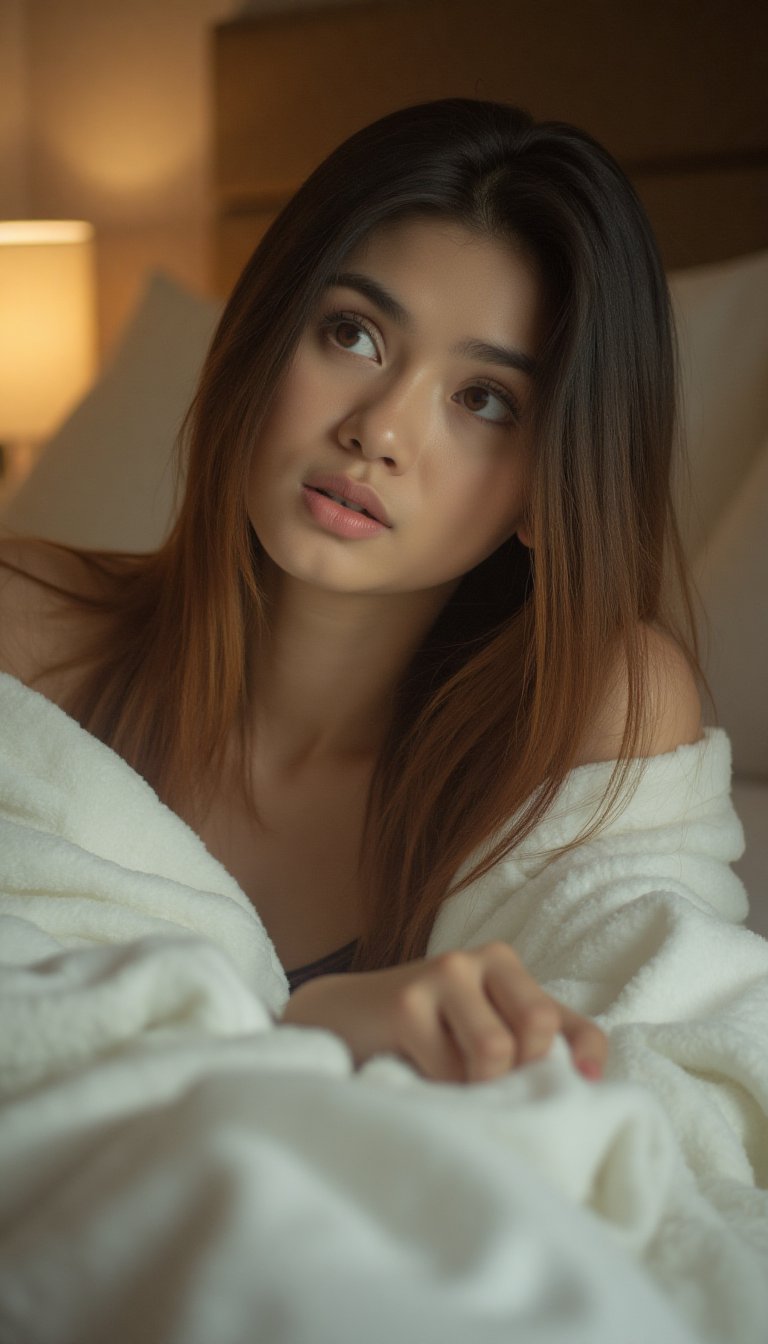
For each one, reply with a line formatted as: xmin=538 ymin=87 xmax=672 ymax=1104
xmin=336 ymin=376 xmax=427 ymax=469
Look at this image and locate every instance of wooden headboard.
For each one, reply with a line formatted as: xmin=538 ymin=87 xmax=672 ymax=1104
xmin=212 ymin=0 xmax=767 ymax=296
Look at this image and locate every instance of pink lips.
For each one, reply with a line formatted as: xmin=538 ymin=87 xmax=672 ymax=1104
xmin=301 ymin=486 xmax=389 ymax=539
xmin=303 ymin=473 xmax=392 ymax=528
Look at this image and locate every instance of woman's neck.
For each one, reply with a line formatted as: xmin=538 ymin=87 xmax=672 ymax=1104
xmin=247 ymin=559 xmax=457 ymax=774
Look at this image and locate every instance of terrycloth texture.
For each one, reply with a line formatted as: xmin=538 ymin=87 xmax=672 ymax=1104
xmin=0 ymin=673 xmax=766 ymax=1344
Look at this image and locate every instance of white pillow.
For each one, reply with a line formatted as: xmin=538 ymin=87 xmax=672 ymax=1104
xmin=668 ymin=249 xmax=768 ymax=557
xmin=0 ymin=273 xmax=222 ymax=552
xmin=695 ymin=438 xmax=768 ymax=780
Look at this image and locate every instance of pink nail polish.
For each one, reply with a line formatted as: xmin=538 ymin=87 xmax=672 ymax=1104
xmin=577 ymin=1059 xmax=603 ymax=1082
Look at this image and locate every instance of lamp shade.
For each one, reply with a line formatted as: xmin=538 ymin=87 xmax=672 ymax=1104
xmin=0 ymin=220 xmax=96 ymax=444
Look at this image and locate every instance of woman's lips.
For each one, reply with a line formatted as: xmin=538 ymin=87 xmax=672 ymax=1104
xmin=301 ymin=485 xmax=390 ymax=539
xmin=303 ymin=473 xmax=392 ymax=527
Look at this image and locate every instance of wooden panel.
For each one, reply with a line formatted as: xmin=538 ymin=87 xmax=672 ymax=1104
xmin=214 ymin=0 xmax=768 ymax=205
xmin=634 ymin=165 xmax=768 ymax=271
xmin=212 ymin=0 xmax=768 ymax=292
xmin=216 ymin=210 xmax=281 ymax=295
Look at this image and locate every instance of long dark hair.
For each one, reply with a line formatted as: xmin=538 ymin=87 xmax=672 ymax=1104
xmin=8 ymin=100 xmax=700 ymax=968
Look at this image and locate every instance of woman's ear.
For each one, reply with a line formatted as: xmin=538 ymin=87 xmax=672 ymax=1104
xmin=516 ymin=523 xmax=533 ymax=549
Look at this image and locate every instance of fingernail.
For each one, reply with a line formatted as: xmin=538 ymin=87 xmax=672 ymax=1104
xmin=576 ymin=1059 xmax=603 ymax=1082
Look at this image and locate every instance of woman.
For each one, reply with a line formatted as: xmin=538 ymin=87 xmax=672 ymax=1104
xmin=0 ymin=99 xmax=703 ymax=1086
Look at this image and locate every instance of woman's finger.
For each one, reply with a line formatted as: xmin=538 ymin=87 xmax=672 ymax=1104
xmin=436 ymin=958 xmax=516 ymax=1083
xmin=482 ymin=948 xmax=564 ymax=1067
xmin=558 ymin=1005 xmax=609 ymax=1078
xmin=390 ymin=980 xmax=467 ymax=1083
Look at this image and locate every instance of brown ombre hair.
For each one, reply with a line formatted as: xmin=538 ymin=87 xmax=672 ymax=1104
xmin=4 ymin=100 xmax=702 ymax=969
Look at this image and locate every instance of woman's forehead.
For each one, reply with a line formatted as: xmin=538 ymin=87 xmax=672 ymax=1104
xmin=342 ymin=214 xmax=520 ymax=268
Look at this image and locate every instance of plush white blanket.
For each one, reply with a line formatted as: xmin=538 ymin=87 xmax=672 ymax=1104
xmin=1 ymin=671 xmax=766 ymax=1344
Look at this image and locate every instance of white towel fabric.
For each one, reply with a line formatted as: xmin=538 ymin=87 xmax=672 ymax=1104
xmin=0 ymin=671 xmax=766 ymax=1344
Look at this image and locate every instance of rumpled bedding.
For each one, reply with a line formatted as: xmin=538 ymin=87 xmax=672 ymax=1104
xmin=1 ymin=671 xmax=766 ymax=1344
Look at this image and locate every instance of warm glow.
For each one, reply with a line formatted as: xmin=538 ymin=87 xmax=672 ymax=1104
xmin=0 ymin=220 xmax=94 ymax=246
xmin=0 ymin=220 xmax=97 ymax=444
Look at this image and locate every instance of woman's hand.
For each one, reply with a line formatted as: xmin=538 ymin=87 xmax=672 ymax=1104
xmin=279 ymin=941 xmax=607 ymax=1085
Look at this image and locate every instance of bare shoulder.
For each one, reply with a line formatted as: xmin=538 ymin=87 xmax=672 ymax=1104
xmin=574 ymin=623 xmax=703 ymax=767
xmin=638 ymin=624 xmax=703 ymax=754
xmin=0 ymin=535 xmax=101 ymax=694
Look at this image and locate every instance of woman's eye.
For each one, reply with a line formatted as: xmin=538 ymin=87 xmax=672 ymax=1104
xmin=457 ymin=383 xmax=520 ymax=426
xmin=322 ymin=312 xmax=379 ymax=361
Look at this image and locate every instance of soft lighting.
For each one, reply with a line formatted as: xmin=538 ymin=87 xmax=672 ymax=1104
xmin=0 ymin=221 xmax=97 ymax=464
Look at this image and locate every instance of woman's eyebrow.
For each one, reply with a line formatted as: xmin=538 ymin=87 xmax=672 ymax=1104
xmin=329 ymin=271 xmax=537 ymax=377
xmin=453 ymin=338 xmax=536 ymax=378
xmin=331 ymin=272 xmax=409 ymax=326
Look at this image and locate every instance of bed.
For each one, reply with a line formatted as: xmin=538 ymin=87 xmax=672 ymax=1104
xmin=1 ymin=3 xmax=767 ymax=1341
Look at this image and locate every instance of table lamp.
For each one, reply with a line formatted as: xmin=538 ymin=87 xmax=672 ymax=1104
xmin=0 ymin=220 xmax=97 ymax=501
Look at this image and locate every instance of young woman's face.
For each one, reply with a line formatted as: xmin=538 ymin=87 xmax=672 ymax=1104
xmin=247 ymin=216 xmax=544 ymax=598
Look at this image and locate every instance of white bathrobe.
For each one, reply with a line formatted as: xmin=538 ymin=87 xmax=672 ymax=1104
xmin=1 ymin=671 xmax=766 ymax=1344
